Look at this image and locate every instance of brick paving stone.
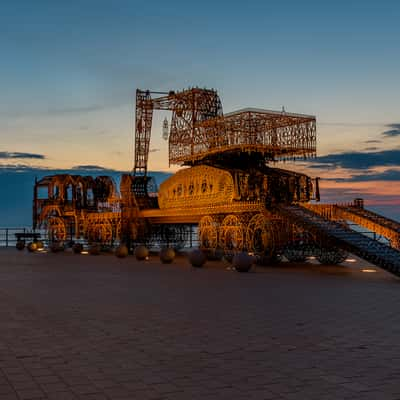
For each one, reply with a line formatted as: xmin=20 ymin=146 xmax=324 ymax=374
xmin=122 ymin=381 xmax=148 ymax=391
xmin=70 ymin=385 xmax=102 ymax=396
xmin=15 ymin=388 xmax=46 ymax=399
xmin=46 ymin=392 xmax=78 ymax=400
xmin=29 ymin=369 xmax=54 ymax=378
xmin=77 ymin=395 xmax=108 ymax=400
xmin=34 ymin=376 xmax=62 ymax=384
xmin=91 ymin=379 xmax=116 ymax=389
xmin=40 ymin=382 xmax=70 ymax=393
xmin=0 ymin=395 xmax=19 ymax=400
xmin=0 ymin=383 xmax=17 ymax=395
xmin=12 ymin=381 xmax=40 ymax=391
xmin=1 ymin=250 xmax=400 ymax=399
xmin=62 ymin=376 xmax=93 ymax=386
xmin=103 ymin=386 xmax=130 ymax=398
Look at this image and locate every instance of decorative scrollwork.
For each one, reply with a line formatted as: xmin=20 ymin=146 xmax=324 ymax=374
xmin=199 ymin=215 xmax=218 ymax=250
xmin=246 ymin=213 xmax=275 ymax=255
xmin=86 ymin=220 xmax=113 ymax=244
xmin=219 ymin=214 xmax=244 ymax=252
xmin=47 ymin=216 xmax=67 ymax=242
xmin=158 ymin=165 xmax=234 ymax=209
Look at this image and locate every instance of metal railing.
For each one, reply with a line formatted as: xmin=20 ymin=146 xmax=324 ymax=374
xmin=0 ymin=228 xmax=47 ymax=248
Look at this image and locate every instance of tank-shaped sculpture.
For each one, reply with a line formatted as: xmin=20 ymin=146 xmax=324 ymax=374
xmin=33 ymin=88 xmax=318 ymax=258
xmin=32 ymin=87 xmax=400 ymax=274
xmin=158 ymin=165 xmax=235 ymax=210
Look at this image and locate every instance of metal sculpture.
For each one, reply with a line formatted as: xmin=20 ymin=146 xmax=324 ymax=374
xmin=33 ymin=175 xmax=120 ymax=245
xmin=134 ymin=88 xmax=222 ymax=175
xmin=32 ymin=87 xmax=400 ymax=276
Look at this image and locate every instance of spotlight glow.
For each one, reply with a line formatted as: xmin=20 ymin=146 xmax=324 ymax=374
xmin=362 ymin=269 xmax=377 ymax=273
xmin=37 ymin=249 xmax=48 ymax=253
xmin=345 ymin=258 xmax=357 ymax=263
xmin=80 ymin=251 xmax=89 ymax=255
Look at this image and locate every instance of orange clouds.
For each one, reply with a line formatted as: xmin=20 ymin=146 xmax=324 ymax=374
xmin=320 ymin=180 xmax=400 ymax=206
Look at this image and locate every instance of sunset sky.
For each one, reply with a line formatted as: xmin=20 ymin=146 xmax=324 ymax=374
xmin=1 ymin=0 xmax=400 ymax=209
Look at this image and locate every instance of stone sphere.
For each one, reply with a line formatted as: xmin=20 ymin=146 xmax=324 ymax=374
xmin=115 ymin=244 xmax=129 ymax=258
xmin=134 ymin=245 xmax=149 ymax=260
xmin=27 ymin=242 xmax=37 ymax=252
xmin=35 ymin=241 xmax=44 ymax=250
xmin=72 ymin=243 xmax=83 ymax=254
xmin=89 ymin=244 xmax=101 ymax=255
xmin=16 ymin=241 xmax=25 ymax=251
xmin=50 ymin=242 xmax=63 ymax=253
xmin=188 ymin=249 xmax=206 ymax=268
xmin=232 ymin=252 xmax=253 ymax=273
xmin=160 ymin=247 xmax=175 ymax=264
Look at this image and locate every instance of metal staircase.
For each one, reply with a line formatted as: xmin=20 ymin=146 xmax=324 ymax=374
xmin=277 ymin=205 xmax=400 ymax=277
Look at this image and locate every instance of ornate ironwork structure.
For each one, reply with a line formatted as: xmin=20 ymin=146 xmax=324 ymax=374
xmin=134 ymin=88 xmax=315 ymax=172
xmin=33 ymin=86 xmax=400 ymax=276
xmin=33 ymin=175 xmax=120 ymax=244
xmin=171 ymin=108 xmax=316 ymax=165
xmin=134 ymin=88 xmax=223 ymax=175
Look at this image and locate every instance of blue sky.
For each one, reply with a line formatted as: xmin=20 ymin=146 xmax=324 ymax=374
xmin=1 ymin=0 xmax=400 ymax=208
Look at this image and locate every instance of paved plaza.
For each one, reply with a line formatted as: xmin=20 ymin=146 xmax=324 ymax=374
xmin=0 ymin=249 xmax=400 ymax=400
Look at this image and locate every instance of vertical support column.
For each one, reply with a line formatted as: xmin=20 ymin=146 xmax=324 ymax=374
xmin=134 ymin=90 xmax=153 ymax=176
